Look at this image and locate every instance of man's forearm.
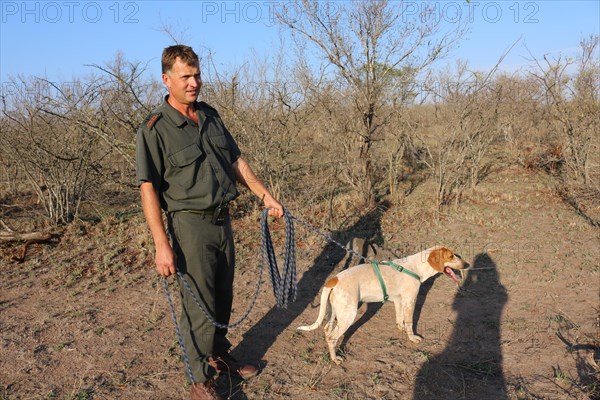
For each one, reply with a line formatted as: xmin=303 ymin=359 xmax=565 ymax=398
xmin=140 ymin=182 xmax=177 ymax=276
xmin=233 ymin=157 xmax=274 ymax=201
xmin=140 ymin=182 xmax=170 ymax=248
xmin=233 ymin=157 xmax=284 ymax=218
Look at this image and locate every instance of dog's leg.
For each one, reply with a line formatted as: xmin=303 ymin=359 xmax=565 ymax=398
xmin=325 ymin=322 xmax=352 ymax=364
xmin=325 ymin=328 xmax=342 ymax=364
xmin=324 ymin=305 xmax=336 ymax=336
xmin=324 ymin=305 xmax=356 ymax=364
xmin=392 ymin=297 xmax=405 ymax=334
xmin=400 ymin=296 xmax=423 ymax=343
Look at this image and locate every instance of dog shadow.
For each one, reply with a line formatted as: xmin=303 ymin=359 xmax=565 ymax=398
xmin=413 ymin=275 xmax=440 ymax=330
xmin=412 ymin=252 xmax=508 ymax=400
xmin=223 ymin=202 xmax=390 ymax=397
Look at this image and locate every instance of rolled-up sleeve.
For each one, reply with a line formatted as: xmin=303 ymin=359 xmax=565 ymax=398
xmin=136 ymin=126 xmax=163 ymax=189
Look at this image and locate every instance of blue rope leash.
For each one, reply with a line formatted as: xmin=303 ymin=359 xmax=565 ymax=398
xmin=262 ymin=209 xmax=297 ymax=308
xmin=286 ymin=213 xmax=368 ymax=264
xmin=163 ymin=208 xmax=298 ymax=382
xmin=163 ymin=277 xmax=195 ymax=383
xmin=163 ymin=208 xmax=376 ymax=382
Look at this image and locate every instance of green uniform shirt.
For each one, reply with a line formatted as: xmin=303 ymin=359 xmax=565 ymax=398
xmin=136 ymin=96 xmax=241 ymax=212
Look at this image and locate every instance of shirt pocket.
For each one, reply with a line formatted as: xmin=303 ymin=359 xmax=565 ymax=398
xmin=207 ymin=131 xmax=229 ymax=150
xmin=167 ymin=143 xmax=206 ymax=187
xmin=206 ymin=118 xmax=231 ymax=150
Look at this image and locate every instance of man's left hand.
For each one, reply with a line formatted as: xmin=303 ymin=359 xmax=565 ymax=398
xmin=264 ymin=196 xmax=284 ymax=218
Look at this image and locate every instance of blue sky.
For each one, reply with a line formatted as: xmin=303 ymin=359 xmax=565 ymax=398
xmin=1 ymin=1 xmax=599 ymax=85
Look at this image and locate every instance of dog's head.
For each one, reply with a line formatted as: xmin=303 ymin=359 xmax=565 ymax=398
xmin=427 ymin=247 xmax=469 ymax=284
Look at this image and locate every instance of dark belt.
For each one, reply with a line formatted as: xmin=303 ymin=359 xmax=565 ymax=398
xmin=177 ymin=208 xmax=216 ymax=216
xmin=175 ymin=205 xmax=229 ymax=225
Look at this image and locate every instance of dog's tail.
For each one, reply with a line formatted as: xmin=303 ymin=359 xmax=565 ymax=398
xmin=297 ymin=282 xmax=336 ymax=331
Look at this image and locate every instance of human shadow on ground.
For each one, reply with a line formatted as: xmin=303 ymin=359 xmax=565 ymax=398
xmin=221 ymin=203 xmax=390 ymax=397
xmin=413 ymin=253 xmax=508 ymax=400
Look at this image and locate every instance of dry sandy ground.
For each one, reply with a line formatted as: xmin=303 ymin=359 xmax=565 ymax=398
xmin=1 ymin=166 xmax=599 ymax=399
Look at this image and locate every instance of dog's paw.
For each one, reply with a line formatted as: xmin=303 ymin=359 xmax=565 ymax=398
xmin=407 ymin=334 xmax=423 ymax=343
xmin=330 ymin=351 xmax=344 ymax=365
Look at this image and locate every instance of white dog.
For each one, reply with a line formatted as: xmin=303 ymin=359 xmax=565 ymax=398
xmin=298 ymin=246 xmax=468 ymax=364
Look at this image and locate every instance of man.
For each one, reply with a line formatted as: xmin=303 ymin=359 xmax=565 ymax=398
xmin=136 ymin=45 xmax=284 ymax=400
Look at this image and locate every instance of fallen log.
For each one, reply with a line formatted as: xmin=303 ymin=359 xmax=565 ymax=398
xmin=0 ymin=231 xmax=52 ymax=242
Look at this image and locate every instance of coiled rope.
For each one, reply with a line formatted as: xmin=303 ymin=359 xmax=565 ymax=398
xmin=163 ymin=208 xmax=297 ymax=382
xmin=262 ymin=209 xmax=297 ymax=308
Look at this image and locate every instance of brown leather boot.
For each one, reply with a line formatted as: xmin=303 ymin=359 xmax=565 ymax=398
xmin=189 ymin=378 xmax=223 ymax=400
xmin=209 ymin=352 xmax=259 ymax=380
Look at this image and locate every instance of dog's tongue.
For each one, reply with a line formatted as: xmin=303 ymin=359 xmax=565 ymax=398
xmin=444 ymin=267 xmax=460 ymax=285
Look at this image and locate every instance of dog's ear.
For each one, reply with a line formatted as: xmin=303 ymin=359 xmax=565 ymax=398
xmin=442 ymin=247 xmax=454 ymax=262
xmin=427 ymin=247 xmax=453 ymax=272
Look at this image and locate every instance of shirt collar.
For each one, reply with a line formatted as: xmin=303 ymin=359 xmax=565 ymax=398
xmin=161 ymin=95 xmax=197 ymax=128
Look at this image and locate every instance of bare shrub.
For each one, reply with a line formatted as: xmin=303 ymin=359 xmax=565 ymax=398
xmin=80 ymin=54 xmax=163 ymax=186
xmin=528 ymin=35 xmax=600 ymax=185
xmin=378 ymin=111 xmax=429 ymax=203
xmin=0 ymin=161 xmax=22 ymax=198
xmin=1 ymin=77 xmax=102 ymax=224
xmin=491 ymin=73 xmax=549 ymax=168
xmin=276 ymin=0 xmax=465 ymax=205
xmin=426 ymin=60 xmax=506 ymax=208
xmin=0 ymin=55 xmax=162 ymax=224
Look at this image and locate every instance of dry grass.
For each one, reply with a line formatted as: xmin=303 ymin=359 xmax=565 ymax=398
xmin=2 ymin=161 xmax=599 ymax=399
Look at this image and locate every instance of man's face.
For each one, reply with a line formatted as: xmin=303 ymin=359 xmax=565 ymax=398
xmin=162 ymin=57 xmax=201 ymax=106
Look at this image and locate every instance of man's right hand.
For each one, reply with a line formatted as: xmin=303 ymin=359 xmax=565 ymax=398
xmin=155 ymin=243 xmax=177 ymax=277
xmin=140 ymin=182 xmax=177 ymax=277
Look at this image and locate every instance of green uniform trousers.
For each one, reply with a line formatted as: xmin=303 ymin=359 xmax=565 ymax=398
xmin=167 ymin=211 xmax=235 ymax=383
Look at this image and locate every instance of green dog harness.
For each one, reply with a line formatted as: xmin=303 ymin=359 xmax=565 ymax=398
xmin=370 ymin=261 xmax=421 ymax=303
